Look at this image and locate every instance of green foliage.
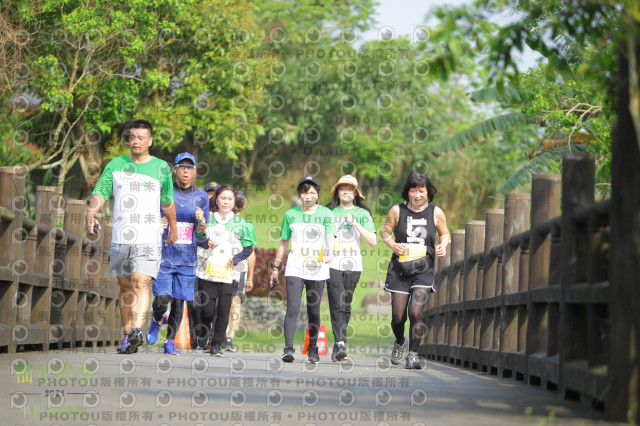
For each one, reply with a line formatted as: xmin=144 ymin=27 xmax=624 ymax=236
xmin=1 ymin=0 xmax=268 ymax=195
xmin=426 ymin=0 xmax=623 ymax=196
xmin=433 ymin=112 xmax=534 ymax=154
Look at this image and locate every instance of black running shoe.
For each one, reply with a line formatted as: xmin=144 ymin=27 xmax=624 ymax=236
xmin=331 ymin=342 xmax=347 ymax=362
xmin=210 ymin=344 xmax=223 ymax=357
xmin=282 ymin=346 xmax=295 ymax=363
xmin=308 ymin=345 xmax=320 ymax=364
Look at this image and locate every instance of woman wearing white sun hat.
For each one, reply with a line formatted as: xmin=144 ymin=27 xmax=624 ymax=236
xmin=325 ymin=175 xmax=377 ymax=362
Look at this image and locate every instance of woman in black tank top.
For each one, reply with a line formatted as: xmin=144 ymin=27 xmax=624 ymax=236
xmin=380 ymin=172 xmax=450 ymax=369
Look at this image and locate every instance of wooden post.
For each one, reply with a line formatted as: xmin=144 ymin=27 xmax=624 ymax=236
xmin=62 ymin=200 xmax=86 ymax=348
xmin=462 ymin=221 xmax=485 ymax=368
xmin=436 ymin=244 xmax=450 ymax=355
xmin=0 ymin=166 xmax=26 ymax=353
xmin=607 ymin=40 xmax=640 ymax=423
xmin=480 ymin=209 xmax=503 ymax=373
xmin=500 ymin=193 xmax=530 ymax=378
xmin=31 ymin=186 xmax=60 ymax=350
xmin=526 ymin=174 xmax=561 ymax=386
xmin=83 ymin=213 xmax=105 ymax=349
xmin=447 ymin=230 xmax=465 ymax=363
xmin=463 ymin=221 xmax=485 ymax=302
xmin=559 ymin=153 xmax=594 ymax=392
xmin=529 ymin=175 xmax=561 ymax=291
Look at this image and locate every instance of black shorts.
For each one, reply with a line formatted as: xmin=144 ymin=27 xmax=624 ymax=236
xmin=197 ymin=277 xmax=239 ymax=297
xmin=383 ymin=257 xmax=435 ymax=295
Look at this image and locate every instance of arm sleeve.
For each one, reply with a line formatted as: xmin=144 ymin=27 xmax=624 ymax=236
xmin=280 ymin=211 xmax=292 ymax=241
xmin=232 ymin=245 xmax=253 ymax=266
xmin=159 ymin=162 xmax=174 ymax=205
xmin=92 ymin=160 xmax=115 ymax=200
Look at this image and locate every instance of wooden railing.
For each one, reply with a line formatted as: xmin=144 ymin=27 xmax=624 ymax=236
xmin=420 ymin=153 xmax=612 ymax=412
xmin=0 ymin=166 xmax=120 ymax=353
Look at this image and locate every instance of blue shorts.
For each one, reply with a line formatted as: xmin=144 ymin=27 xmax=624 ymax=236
xmin=153 ymin=263 xmax=196 ymax=301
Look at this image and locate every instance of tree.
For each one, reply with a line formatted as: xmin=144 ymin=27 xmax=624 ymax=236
xmin=0 ymin=0 xmax=269 ymax=201
xmin=432 ymin=63 xmax=613 ymax=196
xmin=1 ymin=0 xmax=191 ymax=198
xmin=420 ymin=0 xmax=638 ymax=195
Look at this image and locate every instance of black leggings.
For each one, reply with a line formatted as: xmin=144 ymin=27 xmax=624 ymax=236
xmin=326 ymin=269 xmax=360 ymax=343
xmin=197 ymin=278 xmax=235 ymax=347
xmin=390 ymin=287 xmax=429 ymax=352
xmin=152 ymin=295 xmax=184 ymax=340
xmin=284 ymin=277 xmax=325 ymax=347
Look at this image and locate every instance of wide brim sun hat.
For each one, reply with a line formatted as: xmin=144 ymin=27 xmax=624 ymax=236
xmin=329 ymin=175 xmax=364 ymax=200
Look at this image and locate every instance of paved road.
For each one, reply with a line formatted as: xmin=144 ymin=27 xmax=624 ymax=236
xmin=2 ymin=347 xmax=609 ymax=426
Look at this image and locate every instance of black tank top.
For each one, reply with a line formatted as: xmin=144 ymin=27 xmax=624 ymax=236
xmin=393 ymin=203 xmax=436 ymax=259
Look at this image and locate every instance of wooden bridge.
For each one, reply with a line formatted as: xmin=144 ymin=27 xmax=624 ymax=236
xmin=0 ymin=151 xmax=637 ymax=424
xmin=1 ymin=72 xmax=640 ymax=424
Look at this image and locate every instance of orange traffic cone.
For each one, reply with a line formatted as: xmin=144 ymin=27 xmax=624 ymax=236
xmin=174 ymin=301 xmax=191 ymax=350
xmin=302 ymin=324 xmax=329 ymax=356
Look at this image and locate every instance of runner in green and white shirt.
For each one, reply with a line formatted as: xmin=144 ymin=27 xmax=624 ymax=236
xmin=195 ymin=185 xmax=255 ymax=356
xmin=86 ymin=119 xmax=178 ymax=354
xmin=270 ymin=176 xmax=335 ymax=364
xmin=326 ymin=175 xmax=377 ymax=362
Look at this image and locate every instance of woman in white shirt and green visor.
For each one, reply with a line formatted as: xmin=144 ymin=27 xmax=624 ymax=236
xmin=270 ymin=176 xmax=335 ymax=364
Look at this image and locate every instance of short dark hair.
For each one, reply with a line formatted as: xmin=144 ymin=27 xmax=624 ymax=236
xmin=400 ymin=171 xmax=437 ymax=203
xmin=297 ymin=182 xmax=320 ymax=196
xmin=129 ymin=119 xmax=153 ymax=137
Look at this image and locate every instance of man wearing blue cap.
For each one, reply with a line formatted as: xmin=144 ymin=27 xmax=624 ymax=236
xmin=145 ymin=152 xmax=210 ymax=354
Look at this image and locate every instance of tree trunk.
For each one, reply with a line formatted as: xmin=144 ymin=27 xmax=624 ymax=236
xmin=607 ymin=36 xmax=640 ymax=424
xmin=182 ymin=133 xmax=199 ymax=160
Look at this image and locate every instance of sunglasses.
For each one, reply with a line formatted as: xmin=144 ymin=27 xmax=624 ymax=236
xmin=175 ymin=164 xmax=196 ymax=170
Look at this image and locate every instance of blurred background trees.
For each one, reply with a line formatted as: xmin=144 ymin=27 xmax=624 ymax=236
xmin=1 ymin=0 xmax=630 ymax=227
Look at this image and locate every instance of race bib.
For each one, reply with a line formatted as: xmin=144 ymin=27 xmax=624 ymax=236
xmin=399 ymin=243 xmax=427 ymax=262
xmin=176 ymin=222 xmax=194 ymax=244
xmin=204 ymin=259 xmax=234 ymax=283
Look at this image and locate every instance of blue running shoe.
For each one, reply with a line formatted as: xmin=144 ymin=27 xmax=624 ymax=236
xmin=116 ymin=335 xmax=138 ymax=354
xmin=164 ymin=339 xmax=180 ymax=355
xmin=116 ymin=335 xmax=129 ymax=353
xmin=146 ymin=320 xmax=162 ymax=345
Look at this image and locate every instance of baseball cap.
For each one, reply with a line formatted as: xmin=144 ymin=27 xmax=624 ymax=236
xmin=204 ymin=181 xmax=220 ymax=192
xmin=174 ymin=152 xmax=196 ymax=165
xmin=236 ymin=190 xmax=246 ymax=202
xmin=297 ymin=175 xmax=320 ymax=191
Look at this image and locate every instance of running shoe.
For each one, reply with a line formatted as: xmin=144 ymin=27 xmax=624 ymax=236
xmin=223 ymin=337 xmax=237 ymax=352
xmin=210 ymin=344 xmax=223 ymax=357
xmin=331 ymin=342 xmax=347 ymax=362
xmin=164 ymin=339 xmax=180 ymax=355
xmin=308 ymin=345 xmax=320 ymax=364
xmin=116 ymin=335 xmax=130 ymax=354
xmin=282 ymin=346 xmax=295 ymax=363
xmin=117 ymin=334 xmax=139 ymax=354
xmin=405 ymin=351 xmax=423 ymax=369
xmin=146 ymin=320 xmax=162 ymax=345
xmin=390 ymin=335 xmax=407 ymax=365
